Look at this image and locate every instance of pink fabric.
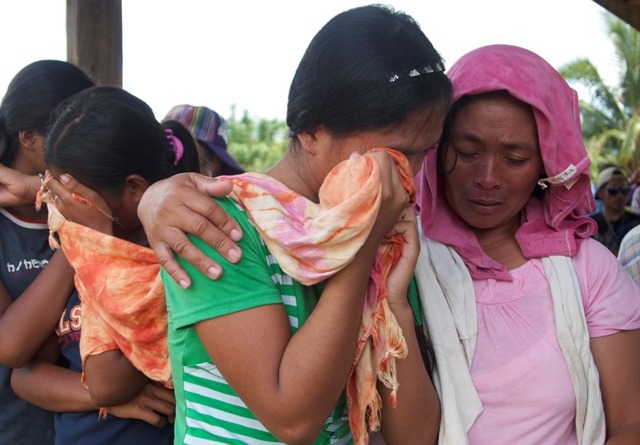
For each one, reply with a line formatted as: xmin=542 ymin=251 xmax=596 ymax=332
xmin=467 ymin=238 xmax=640 ymax=444
xmin=219 ymin=148 xmax=415 ymax=445
xmin=417 ymin=44 xmax=597 ymax=280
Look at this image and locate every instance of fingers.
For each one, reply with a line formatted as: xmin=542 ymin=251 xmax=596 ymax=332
xmin=141 ymin=383 xmax=176 ymax=422
xmin=365 ymin=152 xmax=410 ymax=243
xmin=147 ymin=206 xmax=241 ymax=287
xmin=145 ymin=381 xmax=176 ymax=404
xmin=109 ymin=382 xmax=176 ymax=427
xmin=191 ymin=175 xmax=243 ymax=242
xmin=385 ymin=209 xmax=419 ymax=305
xmin=138 ymin=173 xmax=244 ymax=288
xmin=152 ymin=241 xmax=193 ymax=289
xmin=46 ymin=174 xmax=113 ymax=232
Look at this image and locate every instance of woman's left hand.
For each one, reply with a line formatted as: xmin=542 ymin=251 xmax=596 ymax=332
xmin=385 ymin=207 xmax=419 ymax=308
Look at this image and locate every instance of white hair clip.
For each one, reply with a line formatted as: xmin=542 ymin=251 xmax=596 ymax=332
xmin=389 ymin=63 xmax=444 ymax=82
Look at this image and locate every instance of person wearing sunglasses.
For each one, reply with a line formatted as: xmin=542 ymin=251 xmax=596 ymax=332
xmin=590 ymin=166 xmax=640 ymax=254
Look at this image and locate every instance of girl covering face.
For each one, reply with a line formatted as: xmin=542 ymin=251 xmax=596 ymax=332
xmin=152 ymin=4 xmax=452 ymax=445
xmin=12 ymin=86 xmax=201 ymax=445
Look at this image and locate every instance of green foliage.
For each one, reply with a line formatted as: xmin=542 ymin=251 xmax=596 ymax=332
xmin=225 ymin=106 xmax=289 ymax=173
xmin=559 ymin=14 xmax=640 ymax=180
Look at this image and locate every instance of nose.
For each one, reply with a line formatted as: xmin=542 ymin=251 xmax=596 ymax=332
xmin=408 ymin=152 xmax=428 ymax=176
xmin=474 ymin=157 xmax=501 ymax=189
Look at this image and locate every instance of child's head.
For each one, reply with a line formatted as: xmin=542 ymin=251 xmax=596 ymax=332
xmin=0 ymin=60 xmax=95 ymax=170
xmin=44 ymin=86 xmax=198 ymax=236
xmin=286 ymin=5 xmax=451 ymax=142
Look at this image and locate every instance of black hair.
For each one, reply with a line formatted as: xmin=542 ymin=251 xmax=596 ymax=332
xmin=287 ymin=4 xmax=452 ymax=139
xmin=287 ymin=4 xmax=448 ymax=373
xmin=0 ymin=60 xmax=95 ymax=166
xmin=437 ymin=93 xmax=475 ymax=176
xmin=44 ymin=86 xmax=199 ymax=194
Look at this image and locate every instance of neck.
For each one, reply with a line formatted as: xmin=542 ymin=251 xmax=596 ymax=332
xmin=265 ymin=151 xmax=320 ymax=202
xmin=116 ymin=224 xmax=148 ymax=247
xmin=5 ymin=203 xmax=47 ymax=222
xmin=603 ymin=207 xmax=624 ymax=222
xmin=473 ymin=217 xmax=527 ymax=270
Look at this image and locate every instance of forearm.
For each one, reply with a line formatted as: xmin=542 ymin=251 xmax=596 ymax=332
xmin=198 ymin=242 xmax=379 ymax=443
xmin=592 ymin=330 xmax=640 ymax=445
xmin=0 ymin=165 xmax=40 ymax=207
xmin=0 ymin=250 xmax=75 ymax=367
xmin=11 ymin=358 xmax=96 ymax=412
xmin=84 ymin=350 xmax=148 ymax=407
xmin=276 ymin=244 xmax=380 ymax=417
xmin=378 ymin=304 xmax=440 ymax=445
xmin=606 ymin=424 xmax=640 ymax=444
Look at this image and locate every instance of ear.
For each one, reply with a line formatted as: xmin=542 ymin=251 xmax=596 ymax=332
xmin=296 ymin=127 xmax=321 ymax=156
xmin=123 ymin=174 xmax=150 ymax=204
xmin=18 ymin=129 xmax=44 ymax=151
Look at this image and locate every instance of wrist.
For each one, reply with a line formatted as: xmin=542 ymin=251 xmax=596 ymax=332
xmin=26 ymin=175 xmax=42 ymax=203
xmin=387 ymin=299 xmax=413 ymax=322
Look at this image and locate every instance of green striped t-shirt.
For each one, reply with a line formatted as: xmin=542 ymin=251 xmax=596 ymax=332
xmin=163 ymin=197 xmax=353 ymax=445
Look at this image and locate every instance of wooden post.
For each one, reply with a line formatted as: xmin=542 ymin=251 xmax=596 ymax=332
xmin=66 ymin=0 xmax=123 ymax=87
xmin=593 ymin=0 xmax=640 ymax=31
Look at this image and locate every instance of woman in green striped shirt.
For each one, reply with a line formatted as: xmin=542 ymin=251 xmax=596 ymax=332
xmin=157 ymin=5 xmax=451 ymax=444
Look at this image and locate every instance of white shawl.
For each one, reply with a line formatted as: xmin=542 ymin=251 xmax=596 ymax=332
xmin=415 ymin=236 xmax=605 ymax=444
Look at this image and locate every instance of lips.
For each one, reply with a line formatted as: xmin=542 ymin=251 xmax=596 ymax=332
xmin=467 ymin=197 xmax=502 ymax=213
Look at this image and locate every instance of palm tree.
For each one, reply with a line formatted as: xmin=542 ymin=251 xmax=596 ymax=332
xmin=559 ymin=14 xmax=640 ymax=176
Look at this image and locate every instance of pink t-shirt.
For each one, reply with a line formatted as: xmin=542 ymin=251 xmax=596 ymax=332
xmin=467 ymin=238 xmax=640 ymax=445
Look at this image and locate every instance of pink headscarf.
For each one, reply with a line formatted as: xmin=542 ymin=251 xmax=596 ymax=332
xmin=417 ymin=44 xmax=597 ymax=280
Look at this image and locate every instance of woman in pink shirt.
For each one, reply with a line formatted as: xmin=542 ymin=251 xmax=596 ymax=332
xmin=414 ymin=44 xmax=640 ymax=444
xmin=137 ymin=45 xmax=640 ymax=443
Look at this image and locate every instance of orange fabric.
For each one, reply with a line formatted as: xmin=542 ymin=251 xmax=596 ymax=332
xmin=42 ymin=147 xmax=415 ymax=444
xmin=45 ymin=204 xmax=172 ymax=388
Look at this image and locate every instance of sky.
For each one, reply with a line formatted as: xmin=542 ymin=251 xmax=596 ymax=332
xmin=1 ymin=0 xmax=619 ymax=121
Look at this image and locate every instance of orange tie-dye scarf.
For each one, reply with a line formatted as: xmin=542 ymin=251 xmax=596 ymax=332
xmin=41 ymin=147 xmax=414 ymax=444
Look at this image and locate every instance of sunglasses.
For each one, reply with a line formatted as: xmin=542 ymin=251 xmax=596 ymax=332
xmin=606 ymin=186 xmax=631 ymax=196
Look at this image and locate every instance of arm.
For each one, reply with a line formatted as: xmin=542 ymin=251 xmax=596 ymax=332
xmin=11 ymin=343 xmax=97 ymax=412
xmin=195 ymin=234 xmax=384 ymax=444
xmin=84 ymin=351 xmax=149 ymax=407
xmin=0 ymin=251 xmax=75 ymax=367
xmin=11 ymin=337 xmax=175 ymax=426
xmin=137 ymin=172 xmax=243 ymax=287
xmin=378 ymin=210 xmax=440 ymax=445
xmin=0 ymin=164 xmax=40 ymax=207
xmin=194 ymin=153 xmax=411 ymax=444
xmin=0 ymin=174 xmax=122 ymax=368
xmin=591 ymin=329 xmax=640 ymax=444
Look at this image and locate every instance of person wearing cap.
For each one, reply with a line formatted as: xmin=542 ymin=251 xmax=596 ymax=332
xmin=164 ymin=104 xmax=244 ymax=177
xmin=590 ymin=165 xmax=640 ymax=254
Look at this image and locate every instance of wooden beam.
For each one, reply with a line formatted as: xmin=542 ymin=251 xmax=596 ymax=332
xmin=594 ymin=0 xmax=640 ymax=31
xmin=66 ymin=0 xmax=122 ymax=87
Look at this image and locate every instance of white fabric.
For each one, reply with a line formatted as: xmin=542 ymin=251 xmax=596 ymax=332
xmin=415 ymin=235 xmax=605 ymax=444
xmin=542 ymin=255 xmax=605 ymax=444
xmin=415 ymin=237 xmax=481 ymax=445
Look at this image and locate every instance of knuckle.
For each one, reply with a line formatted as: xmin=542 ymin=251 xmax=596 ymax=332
xmin=172 ymin=238 xmax=191 ymax=255
xmin=189 ymin=217 xmax=211 ymax=237
xmin=203 ymin=201 xmax=225 ymax=223
xmin=211 ymin=237 xmax=231 ymax=256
